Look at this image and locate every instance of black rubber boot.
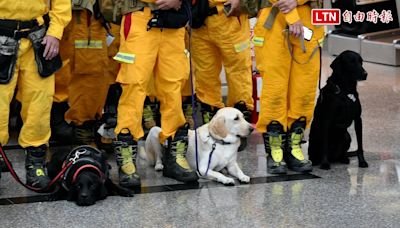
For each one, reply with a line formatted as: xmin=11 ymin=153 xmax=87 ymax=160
xmin=74 ymin=121 xmax=97 ymax=146
xmin=234 ymin=101 xmax=253 ymax=151
xmin=200 ymin=102 xmax=219 ymax=125
xmin=182 ymin=97 xmax=197 ymax=130
xmin=50 ymin=102 xmax=74 ymax=143
xmin=102 ymin=83 xmax=122 ymax=129
xmin=263 ymin=121 xmax=287 ymax=174
xmin=0 ymin=151 xmax=6 ymax=173
xmin=162 ymin=124 xmax=198 ymax=182
xmin=285 ymin=117 xmax=312 ymax=172
xmin=142 ymin=97 xmax=160 ymax=139
xmin=0 ymin=149 xmax=2 ymax=179
xmin=25 ymin=145 xmax=50 ymax=188
xmin=114 ymin=132 xmax=141 ymax=188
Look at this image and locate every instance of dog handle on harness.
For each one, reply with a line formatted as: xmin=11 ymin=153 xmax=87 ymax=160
xmin=0 ymin=145 xmax=73 ymax=193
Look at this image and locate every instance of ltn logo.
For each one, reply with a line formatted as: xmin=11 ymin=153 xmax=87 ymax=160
xmin=312 ymin=9 xmax=341 ymax=25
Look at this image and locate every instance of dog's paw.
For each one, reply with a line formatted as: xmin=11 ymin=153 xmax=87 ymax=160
xmin=339 ymin=157 xmax=350 ymax=164
xmin=359 ymin=161 xmax=369 ymax=168
xmin=48 ymin=193 xmax=59 ymax=202
xmin=155 ymin=163 xmax=164 ymax=171
xmin=221 ymin=177 xmax=235 ymax=186
xmin=238 ymin=175 xmax=250 ymax=183
xmin=320 ymin=163 xmax=331 ymax=170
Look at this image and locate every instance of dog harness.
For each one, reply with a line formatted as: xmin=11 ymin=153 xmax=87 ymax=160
xmin=61 ymin=145 xmax=108 ymax=191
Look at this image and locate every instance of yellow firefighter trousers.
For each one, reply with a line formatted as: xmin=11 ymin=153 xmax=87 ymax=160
xmin=192 ymin=9 xmax=253 ymax=110
xmin=114 ymin=8 xmax=189 ymax=142
xmin=0 ymin=39 xmax=54 ymax=147
xmin=254 ymin=5 xmax=324 ymax=132
xmin=55 ymin=10 xmax=109 ymax=126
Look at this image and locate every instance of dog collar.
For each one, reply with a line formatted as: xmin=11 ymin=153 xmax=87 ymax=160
xmin=208 ymin=132 xmax=232 ymax=145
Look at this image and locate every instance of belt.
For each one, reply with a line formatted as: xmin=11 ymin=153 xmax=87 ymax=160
xmin=0 ymin=14 xmax=50 ymax=39
xmin=0 ymin=29 xmax=32 ymax=39
xmin=208 ymin=7 xmax=219 ymax=16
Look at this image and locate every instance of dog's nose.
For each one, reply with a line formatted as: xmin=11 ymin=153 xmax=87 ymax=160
xmin=362 ymin=70 xmax=368 ymax=80
xmin=81 ymin=193 xmax=88 ymax=199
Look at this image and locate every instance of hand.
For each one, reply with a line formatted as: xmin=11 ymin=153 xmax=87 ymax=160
xmin=42 ymin=35 xmax=60 ymax=60
xmin=289 ymin=20 xmax=303 ymax=38
xmin=225 ymin=0 xmax=241 ymax=17
xmin=156 ymin=0 xmax=182 ymax=10
xmin=273 ymin=0 xmax=297 ymax=14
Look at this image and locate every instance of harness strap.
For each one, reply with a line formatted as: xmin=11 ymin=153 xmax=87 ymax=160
xmin=285 ymin=30 xmax=320 ymax=65
xmin=263 ymin=6 xmax=278 ymax=29
xmin=71 ymin=164 xmax=104 ymax=184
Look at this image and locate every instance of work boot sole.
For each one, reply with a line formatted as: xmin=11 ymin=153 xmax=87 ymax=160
xmin=267 ymin=165 xmax=287 ymax=175
xmin=119 ymin=178 xmax=141 ymax=188
xmin=119 ymin=173 xmax=141 ymax=188
xmin=163 ymin=169 xmax=199 ymax=183
xmin=288 ymin=164 xmax=313 ymax=173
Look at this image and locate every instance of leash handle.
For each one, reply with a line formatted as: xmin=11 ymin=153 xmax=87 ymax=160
xmin=0 ymin=145 xmax=72 ymax=193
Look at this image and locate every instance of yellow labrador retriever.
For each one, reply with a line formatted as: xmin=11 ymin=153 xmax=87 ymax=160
xmin=143 ymin=107 xmax=253 ymax=185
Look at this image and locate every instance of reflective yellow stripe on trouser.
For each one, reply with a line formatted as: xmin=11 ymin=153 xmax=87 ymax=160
xmin=255 ymin=6 xmax=322 ymax=132
xmin=114 ymin=11 xmax=188 ymax=142
xmin=192 ymin=13 xmax=254 ymax=110
xmin=0 ymin=39 xmax=54 ymax=147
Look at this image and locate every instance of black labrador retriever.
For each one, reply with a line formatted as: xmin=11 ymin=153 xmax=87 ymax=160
xmin=308 ymin=50 xmax=369 ymax=170
xmin=48 ymin=145 xmax=134 ymax=206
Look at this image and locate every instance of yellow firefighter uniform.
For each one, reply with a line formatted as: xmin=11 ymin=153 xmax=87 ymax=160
xmin=254 ymin=0 xmax=324 ymax=132
xmin=191 ymin=0 xmax=253 ymax=110
xmin=61 ymin=9 xmax=109 ymax=126
xmin=114 ymin=7 xmax=189 ymax=143
xmin=0 ymin=0 xmax=71 ymax=147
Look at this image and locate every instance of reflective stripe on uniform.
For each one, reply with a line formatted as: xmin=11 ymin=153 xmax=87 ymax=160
xmin=74 ymin=40 xmax=103 ymax=49
xmin=252 ymin=36 xmax=265 ymax=47
xmin=234 ymin=40 xmax=250 ymax=53
xmin=113 ymin=52 xmax=136 ymax=64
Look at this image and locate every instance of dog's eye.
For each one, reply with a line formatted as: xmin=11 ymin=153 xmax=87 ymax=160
xmin=234 ymin=115 xmax=239 ymax=121
xmin=90 ymin=184 xmax=97 ymax=190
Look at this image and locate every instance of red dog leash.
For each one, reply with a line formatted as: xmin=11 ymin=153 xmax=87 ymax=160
xmin=0 ymin=145 xmax=73 ymax=193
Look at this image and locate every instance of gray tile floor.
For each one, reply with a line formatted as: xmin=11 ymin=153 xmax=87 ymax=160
xmin=1 ymin=52 xmax=400 ymax=228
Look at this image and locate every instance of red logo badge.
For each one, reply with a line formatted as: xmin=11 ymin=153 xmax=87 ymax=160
xmin=312 ymin=9 xmax=341 ymax=25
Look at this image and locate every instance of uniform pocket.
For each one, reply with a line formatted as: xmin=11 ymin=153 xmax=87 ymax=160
xmin=0 ymin=36 xmax=19 ymax=84
xmin=74 ymin=39 xmax=107 ymax=75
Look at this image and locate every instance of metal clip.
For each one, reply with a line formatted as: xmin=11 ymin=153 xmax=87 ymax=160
xmin=69 ymin=149 xmax=87 ymax=164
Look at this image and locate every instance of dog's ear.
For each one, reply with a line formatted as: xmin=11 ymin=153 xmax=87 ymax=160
xmin=198 ymin=125 xmax=210 ymax=142
xmin=67 ymin=185 xmax=78 ymax=201
xmin=330 ymin=54 xmax=342 ymax=75
xmin=97 ymin=182 xmax=108 ymax=200
xmin=209 ymin=115 xmax=228 ymax=139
